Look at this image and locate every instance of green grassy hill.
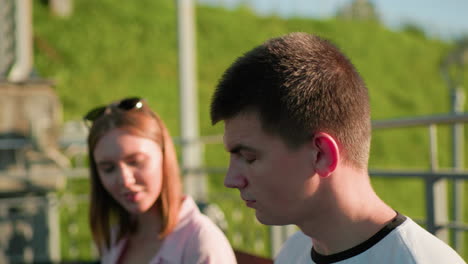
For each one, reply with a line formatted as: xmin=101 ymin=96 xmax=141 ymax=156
xmin=33 ymin=0 xmax=467 ymax=260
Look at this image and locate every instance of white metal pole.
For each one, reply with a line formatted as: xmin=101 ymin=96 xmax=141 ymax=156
xmin=177 ymin=0 xmax=206 ymax=201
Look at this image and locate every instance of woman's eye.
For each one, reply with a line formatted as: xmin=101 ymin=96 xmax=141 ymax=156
xmin=128 ymin=156 xmax=146 ymax=167
xmin=128 ymin=160 xmax=140 ymax=167
xmin=127 ymin=159 xmax=137 ymax=166
xmin=98 ymin=163 xmax=115 ymax=173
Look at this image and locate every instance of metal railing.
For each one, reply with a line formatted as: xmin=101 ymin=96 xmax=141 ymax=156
xmin=371 ymin=112 xmax=467 ymax=254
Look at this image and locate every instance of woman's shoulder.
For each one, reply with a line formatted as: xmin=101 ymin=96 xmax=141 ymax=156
xmin=174 ymin=196 xmax=223 ymax=237
xmin=173 ymin=196 xmax=237 ymax=263
xmin=100 ymin=233 xmax=128 ymax=264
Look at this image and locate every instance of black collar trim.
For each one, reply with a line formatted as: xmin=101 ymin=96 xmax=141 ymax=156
xmin=311 ymin=212 xmax=406 ymax=264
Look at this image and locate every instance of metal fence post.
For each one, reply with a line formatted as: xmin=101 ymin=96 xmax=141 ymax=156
xmin=270 ymin=226 xmax=283 ymax=258
xmin=426 ymin=124 xmax=448 ymax=241
xmin=451 ymin=87 xmax=465 ymax=252
xmin=270 ymin=225 xmax=296 ymax=257
xmin=46 ymin=193 xmax=60 ymax=262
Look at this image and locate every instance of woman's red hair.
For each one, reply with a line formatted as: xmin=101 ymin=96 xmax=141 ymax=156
xmin=87 ymin=105 xmax=182 ymax=252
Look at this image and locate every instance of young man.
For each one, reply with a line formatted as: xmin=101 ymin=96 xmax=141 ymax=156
xmin=210 ymin=33 xmax=465 ymax=263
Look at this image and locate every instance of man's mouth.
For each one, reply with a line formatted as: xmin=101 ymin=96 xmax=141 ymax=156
xmin=242 ymin=197 xmax=257 ymax=208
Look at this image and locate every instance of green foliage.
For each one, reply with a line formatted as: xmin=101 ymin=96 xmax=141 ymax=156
xmin=33 ymin=0 xmax=468 ymax=260
xmin=335 ymin=0 xmax=381 ymax=22
xmin=401 ymin=22 xmax=427 ymax=39
xmin=33 ymin=0 xmax=180 ymax=133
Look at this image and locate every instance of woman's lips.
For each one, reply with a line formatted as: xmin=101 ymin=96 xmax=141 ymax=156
xmin=124 ymin=192 xmax=140 ymax=202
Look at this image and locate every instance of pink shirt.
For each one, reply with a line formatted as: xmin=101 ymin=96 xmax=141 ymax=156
xmin=101 ymin=196 xmax=237 ymax=264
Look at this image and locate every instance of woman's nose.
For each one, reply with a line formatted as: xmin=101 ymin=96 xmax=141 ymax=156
xmin=118 ymin=165 xmax=136 ymax=187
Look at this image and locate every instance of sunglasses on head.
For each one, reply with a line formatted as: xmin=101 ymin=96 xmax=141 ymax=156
xmin=83 ymin=97 xmax=144 ymax=124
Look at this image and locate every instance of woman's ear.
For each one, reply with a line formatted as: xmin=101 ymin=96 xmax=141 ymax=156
xmin=313 ymin=132 xmax=339 ymax=178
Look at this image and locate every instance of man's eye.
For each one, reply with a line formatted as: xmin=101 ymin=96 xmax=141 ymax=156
xmin=231 ymin=152 xmax=241 ymax=159
xmin=243 ymin=155 xmax=256 ymax=164
xmin=230 ymin=151 xmax=256 ymax=164
xmin=245 ymin=158 xmax=256 ymax=164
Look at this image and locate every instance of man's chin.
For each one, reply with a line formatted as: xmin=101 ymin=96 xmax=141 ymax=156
xmin=255 ymin=211 xmax=290 ymax=226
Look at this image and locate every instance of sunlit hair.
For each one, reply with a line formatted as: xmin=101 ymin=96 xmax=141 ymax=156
xmin=211 ymin=32 xmax=371 ymax=168
xmin=87 ymin=102 xmax=182 ymax=252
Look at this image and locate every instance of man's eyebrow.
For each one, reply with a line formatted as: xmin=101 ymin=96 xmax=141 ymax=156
xmin=228 ymin=144 xmax=257 ymax=154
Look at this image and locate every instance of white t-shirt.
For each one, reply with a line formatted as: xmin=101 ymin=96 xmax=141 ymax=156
xmin=275 ymin=214 xmax=465 ymax=264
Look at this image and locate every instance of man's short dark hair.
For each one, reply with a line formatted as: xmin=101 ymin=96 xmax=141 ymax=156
xmin=210 ymin=32 xmax=371 ymax=168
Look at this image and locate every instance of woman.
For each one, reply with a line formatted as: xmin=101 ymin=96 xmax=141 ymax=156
xmin=85 ymin=97 xmax=237 ymax=263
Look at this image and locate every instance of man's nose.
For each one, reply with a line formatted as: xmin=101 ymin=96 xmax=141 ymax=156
xmin=224 ymin=163 xmax=247 ymax=189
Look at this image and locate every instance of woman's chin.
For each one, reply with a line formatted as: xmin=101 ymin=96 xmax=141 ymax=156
xmin=122 ymin=202 xmax=153 ymax=215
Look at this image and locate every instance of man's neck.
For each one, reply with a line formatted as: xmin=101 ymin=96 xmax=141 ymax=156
xmin=298 ymin=168 xmax=396 ymax=255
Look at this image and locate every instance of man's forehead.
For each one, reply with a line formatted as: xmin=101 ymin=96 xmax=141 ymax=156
xmin=224 ymin=111 xmax=262 ymax=131
xmin=223 ymin=112 xmax=262 ymax=146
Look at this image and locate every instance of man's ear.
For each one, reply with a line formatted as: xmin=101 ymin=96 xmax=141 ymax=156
xmin=313 ymin=132 xmax=339 ymax=178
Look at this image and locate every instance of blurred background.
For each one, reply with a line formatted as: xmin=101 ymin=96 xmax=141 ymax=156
xmin=0 ymin=0 xmax=467 ymax=262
